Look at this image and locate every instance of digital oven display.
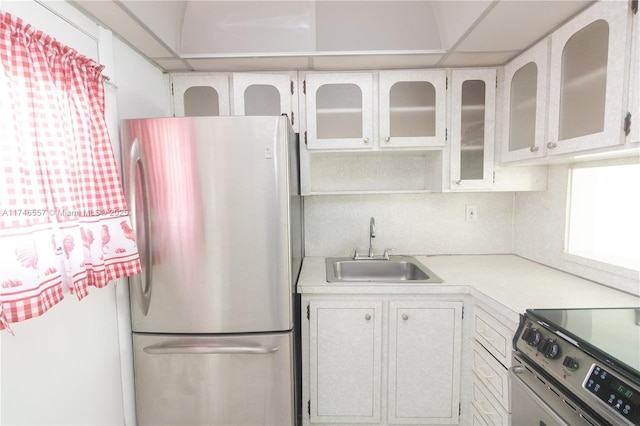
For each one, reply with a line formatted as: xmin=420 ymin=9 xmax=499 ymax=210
xmin=584 ymin=364 xmax=640 ymax=424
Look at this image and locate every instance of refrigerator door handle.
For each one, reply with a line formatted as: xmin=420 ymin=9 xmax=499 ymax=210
xmin=143 ymin=342 xmax=280 ymax=355
xmin=128 ymin=137 xmax=153 ymax=315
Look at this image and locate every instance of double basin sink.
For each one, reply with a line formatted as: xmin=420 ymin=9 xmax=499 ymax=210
xmin=325 ymin=256 xmax=443 ymax=283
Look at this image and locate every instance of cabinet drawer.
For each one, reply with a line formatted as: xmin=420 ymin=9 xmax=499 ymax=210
xmin=472 ymin=307 xmax=514 ymax=368
xmin=470 ymin=403 xmax=491 ymax=426
xmin=471 ymin=377 xmax=509 ymax=426
xmin=472 ymin=341 xmax=509 ymax=411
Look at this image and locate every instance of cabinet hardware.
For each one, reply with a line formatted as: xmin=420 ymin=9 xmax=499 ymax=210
xmin=307 ymin=400 xmax=310 ymax=416
xmin=529 ymin=146 xmax=539 ymax=152
xmin=385 ymin=136 xmax=391 ymax=143
xmin=547 ymin=142 xmax=557 ymax=149
xmin=304 ymin=131 xmax=307 ymax=146
xmin=632 ymin=0 xmax=638 ymax=14
xmin=306 ymin=304 xmax=310 ymax=320
xmin=291 ymin=111 xmax=295 ymax=126
xmin=303 ymin=79 xmax=306 ymax=95
xmin=402 ymin=313 xmax=409 ymax=321
xmin=624 ymin=112 xmax=632 ymax=136
xmin=365 ymin=313 xmax=372 ymax=321
xmin=290 ymin=80 xmax=294 ymax=96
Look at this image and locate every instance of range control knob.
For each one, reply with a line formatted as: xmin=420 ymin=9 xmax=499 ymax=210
xmin=523 ymin=328 xmax=542 ymax=346
xmin=540 ymin=339 xmax=561 ymax=359
xmin=562 ymin=356 xmax=579 ymax=371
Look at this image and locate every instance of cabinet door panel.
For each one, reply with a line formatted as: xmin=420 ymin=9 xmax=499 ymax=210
xmin=379 ymin=70 xmax=446 ymax=148
xmin=388 ymin=301 xmax=462 ymax=424
xmin=305 ymin=73 xmax=374 ymax=150
xmin=232 ymin=73 xmax=298 ymax=132
xmin=501 ymin=39 xmax=548 ymax=163
xmin=171 ymin=74 xmax=230 ymax=117
xmin=309 ymin=300 xmax=382 ymax=423
xmin=450 ymin=69 xmax=496 ymax=190
xmin=547 ymin=1 xmax=630 ymax=154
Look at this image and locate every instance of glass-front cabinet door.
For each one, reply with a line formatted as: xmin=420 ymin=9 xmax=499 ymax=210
xmin=305 ymin=73 xmax=374 ymax=150
xmin=501 ymin=40 xmax=548 ymax=163
xmin=547 ymin=1 xmax=631 ymax=154
xmin=450 ymin=69 xmax=496 ymax=190
xmin=231 ymin=73 xmax=298 ymax=132
xmin=171 ymin=74 xmax=230 ymax=117
xmin=378 ymin=70 xmax=446 ymax=149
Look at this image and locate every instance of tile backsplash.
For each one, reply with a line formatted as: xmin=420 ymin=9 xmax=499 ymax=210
xmin=304 ymin=192 xmax=515 ymax=257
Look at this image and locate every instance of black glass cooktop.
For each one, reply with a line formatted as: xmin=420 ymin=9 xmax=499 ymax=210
xmin=528 ymin=308 xmax=640 ymax=377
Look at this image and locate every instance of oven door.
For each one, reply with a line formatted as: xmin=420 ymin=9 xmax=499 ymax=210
xmin=510 ymin=353 xmax=601 ymax=426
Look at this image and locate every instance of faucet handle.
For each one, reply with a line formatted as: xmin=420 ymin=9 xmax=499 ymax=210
xmin=383 ymin=248 xmax=396 ymax=260
xmin=353 ymin=249 xmax=360 ymax=260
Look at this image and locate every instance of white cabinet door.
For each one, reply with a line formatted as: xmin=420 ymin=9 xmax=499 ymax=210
xmin=309 ymin=300 xmax=382 ymax=424
xmin=547 ymin=1 xmax=631 ymax=154
xmin=231 ymin=72 xmax=299 ymax=132
xmin=171 ymin=73 xmax=230 ymax=117
xmin=379 ymin=70 xmax=447 ymax=149
xmin=388 ymin=301 xmax=462 ymax=424
xmin=501 ymin=39 xmax=549 ymax=163
xmin=305 ymin=73 xmax=374 ymax=150
xmin=450 ymin=69 xmax=496 ymax=190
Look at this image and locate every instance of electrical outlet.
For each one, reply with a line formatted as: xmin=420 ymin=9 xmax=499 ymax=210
xmin=465 ymin=205 xmax=478 ymax=222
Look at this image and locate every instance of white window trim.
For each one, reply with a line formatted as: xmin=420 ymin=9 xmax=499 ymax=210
xmin=564 ymin=156 xmax=640 ymax=277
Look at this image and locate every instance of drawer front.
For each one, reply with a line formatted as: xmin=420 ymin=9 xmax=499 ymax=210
xmin=470 ymin=403 xmax=491 ymax=426
xmin=472 ymin=341 xmax=509 ymax=411
xmin=473 ymin=307 xmax=514 ymax=367
xmin=471 ymin=377 xmax=509 ymax=426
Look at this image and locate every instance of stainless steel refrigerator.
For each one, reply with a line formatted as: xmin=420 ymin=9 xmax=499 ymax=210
xmin=120 ymin=116 xmax=303 ymax=426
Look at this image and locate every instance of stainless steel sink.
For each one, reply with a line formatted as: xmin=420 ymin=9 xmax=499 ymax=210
xmin=325 ymin=256 xmax=443 ymax=283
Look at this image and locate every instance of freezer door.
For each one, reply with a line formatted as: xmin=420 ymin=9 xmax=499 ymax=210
xmin=122 ymin=116 xmax=293 ymax=333
xmin=133 ymin=332 xmax=295 ymax=426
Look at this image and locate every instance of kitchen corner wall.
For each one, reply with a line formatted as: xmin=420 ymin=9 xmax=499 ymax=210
xmin=304 ymin=192 xmax=515 ymax=257
xmin=0 ymin=2 xmax=170 ymax=425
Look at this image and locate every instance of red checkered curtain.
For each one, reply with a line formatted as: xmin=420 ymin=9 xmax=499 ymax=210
xmin=0 ymin=12 xmax=141 ymax=332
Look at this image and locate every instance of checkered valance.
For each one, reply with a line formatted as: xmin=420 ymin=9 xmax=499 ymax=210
xmin=0 ymin=11 xmax=141 ymax=332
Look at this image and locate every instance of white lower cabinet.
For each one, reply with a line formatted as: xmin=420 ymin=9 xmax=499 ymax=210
xmin=309 ymin=300 xmax=383 ymax=424
xmin=305 ymin=298 xmax=463 ymax=425
xmin=388 ymin=301 xmax=462 ymax=424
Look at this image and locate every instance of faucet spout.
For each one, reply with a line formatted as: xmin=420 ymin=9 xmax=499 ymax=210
xmin=368 ymin=217 xmax=376 ymax=258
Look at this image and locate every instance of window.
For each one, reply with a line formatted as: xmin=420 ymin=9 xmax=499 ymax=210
xmin=567 ymin=160 xmax=640 ymax=271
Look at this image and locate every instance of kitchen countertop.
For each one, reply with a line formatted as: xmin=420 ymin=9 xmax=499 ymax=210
xmin=297 ymin=255 xmax=640 ymax=323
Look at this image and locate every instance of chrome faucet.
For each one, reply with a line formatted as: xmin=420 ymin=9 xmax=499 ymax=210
xmin=368 ymin=217 xmax=376 ymax=258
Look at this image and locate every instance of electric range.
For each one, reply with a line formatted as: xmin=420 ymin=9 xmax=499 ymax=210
xmin=511 ymin=307 xmax=640 ymax=426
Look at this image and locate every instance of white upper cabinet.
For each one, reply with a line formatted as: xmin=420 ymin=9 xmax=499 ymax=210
xmin=231 ymin=72 xmax=299 ymax=132
xmin=449 ymin=69 xmax=496 ymax=190
xmin=547 ymin=1 xmax=631 ymax=154
xmin=501 ymin=39 xmax=549 ymax=163
xmin=171 ymin=74 xmax=230 ymax=117
xmin=305 ymin=73 xmax=374 ymax=150
xmin=305 ymin=70 xmax=447 ymax=150
xmin=378 ymin=70 xmax=447 ymax=149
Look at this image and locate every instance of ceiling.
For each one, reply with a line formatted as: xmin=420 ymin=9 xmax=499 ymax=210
xmin=70 ymin=0 xmax=595 ymax=72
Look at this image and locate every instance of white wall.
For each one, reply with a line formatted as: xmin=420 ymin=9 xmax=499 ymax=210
xmin=513 ymin=165 xmax=640 ymax=296
xmin=305 ymin=192 xmax=515 ymax=256
xmin=0 ymin=2 xmax=169 ymax=425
